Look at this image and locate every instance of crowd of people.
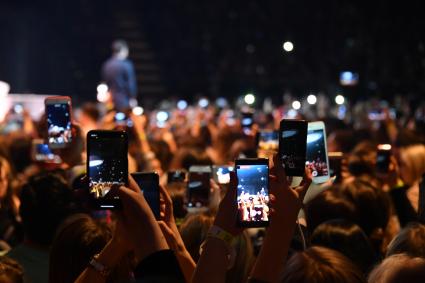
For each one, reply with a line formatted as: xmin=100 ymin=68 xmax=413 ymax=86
xmin=0 ymin=94 xmax=424 ymax=283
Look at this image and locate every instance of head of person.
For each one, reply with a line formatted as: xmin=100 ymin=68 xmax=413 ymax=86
xmin=112 ymin=39 xmax=129 ymax=59
xmin=77 ymin=103 xmax=101 ymax=135
xmin=49 ymin=214 xmax=131 ymax=283
xmin=347 ymin=141 xmax=377 ymax=177
xmin=368 ymin=254 xmax=425 ymax=283
xmin=339 ymin=179 xmax=391 ymax=254
xmin=0 ymin=256 xmax=24 ymax=283
xmin=19 ymin=172 xmax=77 ymax=247
xmin=7 ymin=134 xmax=32 ymax=174
xmin=397 ymin=144 xmax=425 ymax=186
xmin=305 ymin=188 xmax=357 ymax=235
xmin=310 ymin=219 xmax=377 ymax=273
xmin=386 ymin=222 xmax=425 ymax=258
xmin=281 ymin=246 xmax=366 ymax=283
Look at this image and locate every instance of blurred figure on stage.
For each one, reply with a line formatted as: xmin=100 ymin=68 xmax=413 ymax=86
xmin=101 ymin=40 xmax=137 ymax=111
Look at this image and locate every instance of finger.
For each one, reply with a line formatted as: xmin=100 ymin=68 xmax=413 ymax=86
xmin=128 ymin=175 xmax=142 ymax=193
xmin=272 ymin=154 xmax=288 ymax=186
xmin=159 ymin=185 xmax=173 ymax=206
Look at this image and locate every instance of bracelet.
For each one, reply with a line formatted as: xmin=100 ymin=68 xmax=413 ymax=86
xmin=88 ymin=254 xmax=111 ymax=277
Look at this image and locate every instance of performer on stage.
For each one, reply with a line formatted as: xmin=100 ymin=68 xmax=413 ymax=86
xmin=101 ymin=40 xmax=137 ymax=111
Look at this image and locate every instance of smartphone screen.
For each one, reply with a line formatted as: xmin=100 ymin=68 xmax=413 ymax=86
xmin=187 ymin=166 xmax=211 ymax=208
xmin=167 ymin=170 xmax=187 ymax=184
xmin=87 ymin=130 xmax=128 ymax=209
xmin=212 ymin=165 xmax=234 ymax=185
xmin=45 ymin=97 xmax=72 ymax=148
xmin=131 ymin=173 xmax=160 ymax=219
xmin=376 ymin=144 xmax=391 ymax=173
xmin=279 ymin=119 xmax=307 ymax=176
xmin=236 ymin=159 xmax=270 ymax=227
xmin=328 ymin=152 xmax=343 ymax=180
xmin=258 ymin=131 xmax=279 ymax=152
xmin=306 ymin=122 xmax=330 ymax=183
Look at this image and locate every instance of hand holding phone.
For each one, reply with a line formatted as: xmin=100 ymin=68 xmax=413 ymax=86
xmin=45 ymin=96 xmax=72 ymax=148
xmin=376 ymin=144 xmax=392 ymax=173
xmin=236 ymin=158 xmax=270 ymax=227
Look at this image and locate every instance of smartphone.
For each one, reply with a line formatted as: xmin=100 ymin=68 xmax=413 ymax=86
xmin=87 ymin=130 xmax=128 ymax=209
xmin=376 ymin=144 xmax=391 ymax=173
xmin=167 ymin=170 xmax=187 ymax=184
xmin=241 ymin=112 xmax=254 ymax=135
xmin=279 ymin=119 xmax=308 ymax=176
xmin=31 ymin=139 xmax=62 ymax=164
xmin=257 ymin=130 xmax=279 ymax=152
xmin=187 ymin=166 xmax=211 ymax=208
xmin=328 ymin=152 xmax=344 ymax=180
xmin=212 ymin=165 xmax=234 ymax=185
xmin=131 ymin=172 xmax=160 ymax=219
xmin=236 ymin=158 xmax=270 ymax=227
xmin=306 ymin=122 xmax=330 ymax=183
xmin=45 ymin=96 xmax=73 ymax=148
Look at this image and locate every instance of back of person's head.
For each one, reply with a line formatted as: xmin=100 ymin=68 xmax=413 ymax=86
xmin=340 ymin=179 xmax=390 ymax=238
xmin=368 ymin=254 xmax=425 ymax=283
xmin=0 ymin=256 xmax=24 ymax=283
xmin=112 ymin=39 xmax=128 ymax=56
xmin=386 ymin=222 xmax=425 ymax=258
xmin=49 ymin=214 xmax=112 ymax=283
xmin=80 ymin=102 xmax=101 ymax=123
xmin=180 ymin=213 xmax=214 ymax=262
xmin=19 ymin=172 xmax=77 ymax=246
xmin=171 ymin=148 xmax=212 ymax=171
xmin=310 ymin=219 xmax=377 ymax=273
xmin=347 ymin=141 xmax=377 ymax=177
xmin=281 ymin=246 xmax=366 ymax=283
xmin=398 ymin=144 xmax=425 ymax=185
xmin=305 ymin=188 xmax=356 ymax=235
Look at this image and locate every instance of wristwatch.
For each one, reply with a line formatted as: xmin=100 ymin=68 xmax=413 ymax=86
xmin=89 ymin=254 xmax=111 ymax=277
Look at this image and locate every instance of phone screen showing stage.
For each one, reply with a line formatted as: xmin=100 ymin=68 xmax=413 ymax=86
xmin=306 ymin=128 xmax=329 ymax=178
xmin=46 ymin=102 xmax=72 ymax=145
xmin=236 ymin=163 xmax=269 ymax=226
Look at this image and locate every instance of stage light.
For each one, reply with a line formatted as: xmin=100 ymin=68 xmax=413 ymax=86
xmin=307 ymin=94 xmax=317 ymax=105
xmin=292 ymin=100 xmax=301 ymax=110
xmin=216 ymin=97 xmax=228 ymax=108
xmin=283 ymin=41 xmax=294 ymax=52
xmin=0 ymin=81 xmax=10 ymax=98
xmin=198 ymin=98 xmax=209 ymax=108
xmin=97 ymin=83 xmax=108 ymax=94
xmin=244 ymin=93 xmax=255 ymax=105
xmin=132 ymin=106 xmax=144 ymax=116
xmin=335 ymin=94 xmax=345 ymax=105
xmin=177 ymin=100 xmax=188 ymax=110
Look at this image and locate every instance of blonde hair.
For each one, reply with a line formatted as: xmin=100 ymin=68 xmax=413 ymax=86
xmin=368 ymin=254 xmax=425 ymax=283
xmin=399 ymin=144 xmax=425 ymax=184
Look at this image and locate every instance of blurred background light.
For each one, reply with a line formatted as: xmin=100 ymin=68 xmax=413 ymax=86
xmin=307 ymin=94 xmax=317 ymax=105
xmin=292 ymin=100 xmax=301 ymax=110
xmin=335 ymin=94 xmax=345 ymax=105
xmin=244 ymin=93 xmax=255 ymax=105
xmin=283 ymin=41 xmax=294 ymax=52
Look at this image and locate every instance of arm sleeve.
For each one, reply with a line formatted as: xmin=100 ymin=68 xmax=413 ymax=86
xmin=133 ymin=249 xmax=185 ymax=283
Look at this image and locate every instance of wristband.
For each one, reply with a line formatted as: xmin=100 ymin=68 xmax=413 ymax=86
xmin=89 ymin=254 xmax=111 ymax=277
xmin=199 ymin=225 xmax=236 ymax=269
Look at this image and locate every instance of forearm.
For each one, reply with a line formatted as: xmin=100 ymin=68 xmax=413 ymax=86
xmin=192 ymin=238 xmax=229 ymax=283
xmin=175 ymin=249 xmax=196 ymax=283
xmin=250 ymin=210 xmax=299 ymax=283
xmin=74 ymin=239 xmax=124 ymax=283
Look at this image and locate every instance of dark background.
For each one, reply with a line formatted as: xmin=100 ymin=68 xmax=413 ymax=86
xmin=1 ymin=0 xmax=424 ymax=106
